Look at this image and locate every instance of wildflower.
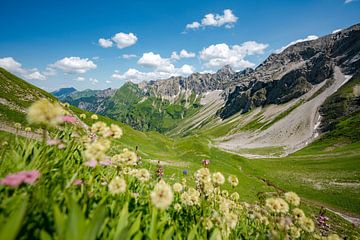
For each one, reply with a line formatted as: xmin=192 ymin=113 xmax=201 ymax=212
xmin=202 ymin=159 xmax=210 ymax=167
xmin=230 ymin=192 xmax=240 ymax=201
xmin=27 ymin=99 xmax=63 ymax=127
xmin=109 ymin=124 xmax=123 ymax=139
xmin=156 ymin=161 xmax=164 ymax=178
xmin=204 ymin=218 xmax=214 ymax=230
xmin=183 ymin=169 xmax=188 ymax=175
xmin=91 ymin=114 xmax=98 ymax=120
xmin=108 ymin=176 xmax=126 ymax=194
xmin=290 ymin=226 xmax=301 ymax=239
xmin=292 ymin=208 xmax=305 ymax=221
xmin=99 ymin=158 xmax=113 ymax=166
xmin=181 ymin=188 xmax=200 ymax=206
xmin=195 ymin=168 xmax=211 ymax=184
xmin=150 ymin=180 xmax=173 ymax=210
xmin=79 ymin=113 xmax=87 ymax=119
xmin=2 ymin=141 xmax=8 ymax=146
xmin=212 ymin=172 xmax=225 ymax=186
xmin=25 ymin=127 xmax=32 ymax=132
xmin=173 ymin=182 xmax=183 ymax=193
xmin=174 ymin=203 xmax=182 ymax=212
xmin=84 ymin=139 xmax=110 ymax=163
xmin=73 ymin=179 xmax=83 ymax=186
xmin=63 ymin=102 xmax=70 ymax=108
xmin=228 ymin=175 xmax=239 ymax=187
xmin=84 ymin=159 xmax=98 ymax=168
xmin=0 ymin=170 xmax=40 ymax=187
xmin=135 ymin=169 xmax=151 ymax=182
xmin=58 ymin=143 xmax=66 ymax=149
xmin=203 ymin=182 xmax=214 ymax=195
xmin=62 ymin=115 xmax=77 ymax=123
xmin=284 ymin=192 xmax=300 ymax=206
xmin=300 ymin=217 xmax=315 ymax=233
xmin=221 ymin=190 xmax=229 ymax=198
xmin=266 ymin=197 xmax=289 ymax=214
xmin=91 ymin=122 xmax=109 ymax=136
xmin=225 ymin=212 xmax=238 ymax=229
xmin=112 ymin=148 xmax=138 ymax=166
xmin=47 ymin=139 xmax=61 ymax=146
xmin=14 ymin=122 xmax=22 ymax=129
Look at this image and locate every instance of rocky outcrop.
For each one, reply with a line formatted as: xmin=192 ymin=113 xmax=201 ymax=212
xmin=219 ymin=23 xmax=360 ymax=118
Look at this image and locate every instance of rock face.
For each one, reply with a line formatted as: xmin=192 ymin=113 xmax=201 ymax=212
xmin=51 ymin=87 xmax=77 ymax=98
xmin=219 ymin=24 xmax=360 ymax=118
xmin=138 ymin=64 xmax=236 ymax=98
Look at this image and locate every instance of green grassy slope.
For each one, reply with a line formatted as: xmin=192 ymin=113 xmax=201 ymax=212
xmin=0 ymin=67 xmax=56 ymax=125
xmin=102 ymin=82 xmax=201 ymax=132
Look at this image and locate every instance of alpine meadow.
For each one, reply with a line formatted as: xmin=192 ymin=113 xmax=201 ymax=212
xmin=0 ymin=1 xmax=360 ymax=239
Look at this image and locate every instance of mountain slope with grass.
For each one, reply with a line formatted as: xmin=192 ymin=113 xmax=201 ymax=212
xmin=0 ymin=67 xmax=359 ymax=237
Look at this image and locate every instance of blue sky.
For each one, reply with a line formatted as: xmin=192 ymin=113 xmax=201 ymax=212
xmin=0 ymin=0 xmax=359 ymax=91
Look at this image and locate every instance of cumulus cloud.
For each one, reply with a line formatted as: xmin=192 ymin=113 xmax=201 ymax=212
xmin=275 ymin=35 xmax=318 ymax=53
xmin=137 ymin=52 xmax=171 ymax=68
xmin=200 ymin=41 xmax=268 ymax=70
xmin=75 ymin=76 xmax=85 ymax=81
xmin=171 ymin=49 xmax=196 ymax=60
xmin=112 ymin=32 xmax=138 ymax=49
xmin=186 ymin=21 xmax=201 ymax=29
xmin=51 ymin=57 xmax=97 ymax=74
xmin=345 ymin=0 xmax=354 ymax=3
xmin=0 ymin=57 xmax=46 ymax=80
xmin=186 ymin=9 xmax=238 ymax=30
xmin=122 ymin=54 xmax=137 ymax=59
xmin=112 ymin=64 xmax=194 ymax=83
xmin=98 ymin=38 xmax=113 ymax=48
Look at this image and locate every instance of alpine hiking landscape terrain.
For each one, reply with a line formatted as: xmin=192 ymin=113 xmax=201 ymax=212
xmin=0 ymin=1 xmax=359 ymax=239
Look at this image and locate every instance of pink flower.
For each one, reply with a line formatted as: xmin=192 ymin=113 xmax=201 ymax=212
xmin=47 ymin=139 xmax=61 ymax=146
xmin=0 ymin=170 xmax=40 ymax=187
xmin=202 ymin=159 xmax=210 ymax=167
xmin=99 ymin=157 xmax=112 ymax=166
xmin=62 ymin=115 xmax=77 ymax=123
xmin=84 ymin=160 xmax=97 ymax=168
xmin=20 ymin=170 xmax=41 ymax=184
xmin=73 ymin=179 xmax=83 ymax=186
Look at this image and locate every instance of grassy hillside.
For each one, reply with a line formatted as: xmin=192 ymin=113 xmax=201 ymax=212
xmin=0 ymin=67 xmax=56 ymax=125
xmin=102 ymin=82 xmax=201 ymax=132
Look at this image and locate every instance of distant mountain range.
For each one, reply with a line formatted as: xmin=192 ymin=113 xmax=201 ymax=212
xmin=54 ymin=24 xmax=360 ymax=137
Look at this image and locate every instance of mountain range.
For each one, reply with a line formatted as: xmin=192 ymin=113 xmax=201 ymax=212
xmin=52 ymin=23 xmax=360 ymax=157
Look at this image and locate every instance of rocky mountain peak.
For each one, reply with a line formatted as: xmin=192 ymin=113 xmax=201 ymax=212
xmin=216 ymin=64 xmax=235 ymax=75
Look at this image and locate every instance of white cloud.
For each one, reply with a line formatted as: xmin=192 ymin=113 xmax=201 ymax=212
xmin=52 ymin=57 xmax=97 ymax=74
xmin=200 ymin=41 xmax=268 ymax=70
xmin=332 ymin=29 xmax=342 ymax=34
xmin=186 ymin=9 xmax=238 ymax=30
xmin=106 ymin=80 xmax=111 ymax=84
xmin=112 ymin=63 xmax=194 ymax=83
xmin=122 ymin=54 xmax=137 ymax=59
xmin=137 ymin=52 xmax=171 ymax=68
xmin=89 ymin=77 xmax=99 ymax=85
xmin=275 ymin=35 xmax=318 ymax=53
xmin=26 ymin=71 xmax=46 ymax=81
xmin=186 ymin=21 xmax=201 ymax=29
xmin=75 ymin=76 xmax=85 ymax=81
xmin=171 ymin=49 xmax=196 ymax=60
xmin=0 ymin=57 xmax=47 ymax=80
xmin=112 ymin=32 xmax=138 ymax=49
xmin=98 ymin=38 xmax=113 ymax=48
xmin=345 ymin=0 xmax=354 ymax=3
